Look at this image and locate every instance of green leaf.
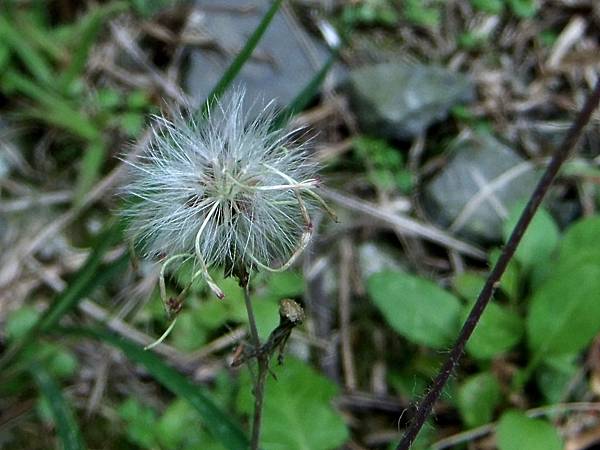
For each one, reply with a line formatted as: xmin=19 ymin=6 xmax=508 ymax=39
xmin=496 ymin=411 xmax=562 ymax=450
xmin=559 ymin=216 xmax=600 ymax=262
xmin=403 ymin=0 xmax=440 ymax=28
xmin=30 ymin=363 xmax=86 ymax=450
xmin=157 ymin=400 xmax=224 ymax=450
xmin=506 ymin=0 xmax=538 ymax=18
xmin=5 ymin=307 xmax=41 ymax=341
xmin=527 ymin=260 xmax=600 ymax=360
xmin=237 ymin=358 xmax=349 ymax=450
xmin=170 ymin=311 xmax=208 ymax=351
xmin=367 ymin=271 xmax=462 ymax=348
xmin=200 ymin=0 xmax=283 ymax=118
xmin=502 ymin=204 xmax=559 ymax=272
xmin=60 ymin=326 xmax=249 ymax=450
xmin=466 ymin=302 xmax=524 ymax=360
xmin=470 ymin=0 xmax=504 ymax=14
xmin=118 ymin=398 xmax=160 ymax=449
xmin=535 ymin=354 xmax=578 ymax=403
xmin=457 ymin=372 xmax=502 ymax=427
xmin=453 ymin=272 xmax=485 ymax=301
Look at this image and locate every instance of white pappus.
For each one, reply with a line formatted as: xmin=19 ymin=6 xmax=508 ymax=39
xmin=121 ymin=91 xmax=333 ymax=307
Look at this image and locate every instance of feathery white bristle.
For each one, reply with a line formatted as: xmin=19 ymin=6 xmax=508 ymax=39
xmin=121 ymin=91 xmax=320 ymax=277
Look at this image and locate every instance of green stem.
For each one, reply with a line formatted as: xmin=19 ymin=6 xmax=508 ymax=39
xmin=243 ymin=282 xmax=269 ymax=450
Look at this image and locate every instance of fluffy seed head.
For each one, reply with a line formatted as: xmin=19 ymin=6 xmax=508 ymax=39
xmin=122 ymin=92 xmax=320 ymax=278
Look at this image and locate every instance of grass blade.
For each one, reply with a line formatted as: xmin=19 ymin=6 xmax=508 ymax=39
xmin=30 ymin=362 xmax=86 ymax=450
xmin=74 ymin=140 xmax=106 ymax=206
xmin=0 ymin=14 xmax=53 ymax=85
xmin=2 ymin=70 xmax=100 ymax=141
xmin=199 ymin=0 xmax=283 ymax=118
xmin=59 ymin=326 xmax=250 ymax=450
xmin=60 ymin=2 xmax=129 ymax=90
xmin=272 ymin=48 xmax=340 ymax=129
xmin=0 ymin=221 xmax=126 ymax=371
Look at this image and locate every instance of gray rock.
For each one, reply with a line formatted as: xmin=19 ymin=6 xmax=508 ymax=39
xmin=185 ymin=0 xmax=336 ymax=110
xmin=422 ymin=132 xmax=540 ymax=243
xmin=348 ymin=62 xmax=474 ymax=138
xmin=358 ymin=242 xmax=406 ymax=281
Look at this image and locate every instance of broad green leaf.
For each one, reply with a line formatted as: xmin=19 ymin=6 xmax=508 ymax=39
xmin=452 ymin=272 xmax=485 ymax=301
xmin=470 ymin=0 xmax=504 ymax=14
xmin=5 ymin=307 xmax=40 ymax=340
xmin=496 ymin=411 xmax=562 ymax=450
xmin=559 ymin=216 xmax=600 ymax=262
xmin=457 ymin=372 xmax=502 ymax=427
xmin=238 ymin=358 xmax=349 ymax=450
xmin=200 ymin=0 xmax=283 ymax=118
xmin=158 ymin=400 xmax=224 ymax=450
xmin=264 ymin=271 xmax=304 ymax=299
xmin=170 ymin=311 xmax=208 ymax=351
xmin=466 ymin=302 xmax=524 ymax=360
xmin=527 ymin=260 xmax=600 ymax=361
xmin=30 ymin=363 xmax=86 ymax=450
xmin=367 ymin=271 xmax=462 ymax=348
xmin=507 ymin=0 xmax=538 ymax=18
xmin=118 ymin=398 xmax=160 ymax=449
xmin=535 ymin=354 xmax=578 ymax=403
xmin=60 ymin=326 xmax=249 ymax=450
xmin=502 ymin=205 xmax=559 ymax=273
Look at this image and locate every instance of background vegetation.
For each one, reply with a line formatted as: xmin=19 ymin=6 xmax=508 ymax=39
xmin=1 ymin=1 xmax=600 ymax=449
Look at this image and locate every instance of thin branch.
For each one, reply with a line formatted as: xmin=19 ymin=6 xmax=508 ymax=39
xmin=396 ymin=78 xmax=600 ymax=450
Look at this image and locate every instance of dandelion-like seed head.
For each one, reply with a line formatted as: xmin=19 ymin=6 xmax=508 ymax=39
xmin=122 ymin=91 xmax=329 ymax=299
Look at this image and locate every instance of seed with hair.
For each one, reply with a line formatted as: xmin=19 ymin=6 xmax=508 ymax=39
xmin=121 ymin=91 xmax=332 ymax=301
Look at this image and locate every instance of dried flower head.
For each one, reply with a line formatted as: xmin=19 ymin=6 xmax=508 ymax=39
xmin=122 ymin=91 xmax=332 ymax=302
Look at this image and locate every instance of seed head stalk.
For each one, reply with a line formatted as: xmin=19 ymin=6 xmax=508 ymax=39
xmin=122 ymin=91 xmax=333 ymax=448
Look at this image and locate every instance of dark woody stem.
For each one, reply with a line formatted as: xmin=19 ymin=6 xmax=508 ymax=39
xmin=397 ymin=78 xmax=600 ymax=450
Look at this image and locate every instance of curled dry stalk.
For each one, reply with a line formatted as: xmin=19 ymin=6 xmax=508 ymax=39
xmin=239 ymin=286 xmax=306 ymax=450
xmin=397 ymin=79 xmax=600 ymax=449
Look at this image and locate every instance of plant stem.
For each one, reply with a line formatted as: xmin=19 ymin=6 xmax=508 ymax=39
xmin=243 ymin=282 xmax=269 ymax=450
xmin=396 ymin=78 xmax=600 ymax=450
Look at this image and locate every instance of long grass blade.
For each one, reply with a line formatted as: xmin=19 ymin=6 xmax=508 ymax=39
xmin=60 ymin=2 xmax=129 ymax=89
xmin=0 ymin=14 xmax=53 ymax=85
xmin=199 ymin=0 xmax=283 ymax=118
xmin=0 ymin=221 xmax=126 ymax=371
xmin=59 ymin=326 xmax=250 ymax=450
xmin=30 ymin=362 xmax=86 ymax=450
xmin=272 ymin=48 xmax=339 ymax=129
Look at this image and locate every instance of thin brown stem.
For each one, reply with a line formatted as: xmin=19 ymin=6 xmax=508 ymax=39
xmin=396 ymin=78 xmax=600 ymax=450
xmin=243 ymin=282 xmax=269 ymax=450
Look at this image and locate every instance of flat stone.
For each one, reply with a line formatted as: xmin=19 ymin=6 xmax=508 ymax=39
xmin=422 ymin=132 xmax=540 ymax=243
xmin=348 ymin=62 xmax=474 ymax=138
xmin=185 ymin=0 xmax=336 ymax=110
